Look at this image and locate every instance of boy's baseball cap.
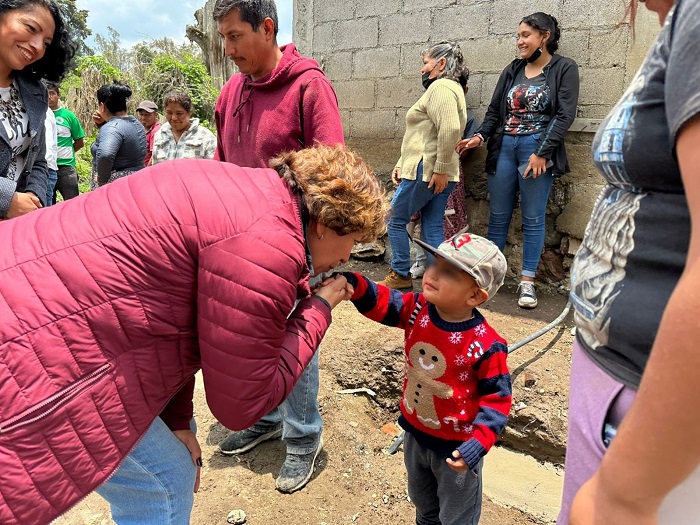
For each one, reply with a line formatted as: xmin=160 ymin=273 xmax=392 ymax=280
xmin=414 ymin=231 xmax=507 ymax=298
xmin=136 ymin=100 xmax=158 ymax=113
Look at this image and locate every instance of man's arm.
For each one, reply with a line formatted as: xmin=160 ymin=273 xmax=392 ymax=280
xmin=301 ymin=76 xmax=345 ymax=147
xmin=570 ymin=115 xmax=700 ymax=524
xmin=73 ymin=137 xmax=84 ymax=152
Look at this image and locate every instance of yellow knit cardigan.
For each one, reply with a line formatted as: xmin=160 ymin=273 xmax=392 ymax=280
xmin=395 ymin=78 xmax=467 ymax=183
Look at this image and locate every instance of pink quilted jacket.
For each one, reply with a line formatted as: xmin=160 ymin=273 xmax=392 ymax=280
xmin=0 ymin=159 xmax=331 ymax=524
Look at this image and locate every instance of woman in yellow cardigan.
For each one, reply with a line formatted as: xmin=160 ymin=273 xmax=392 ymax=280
xmin=380 ymin=41 xmax=469 ymax=290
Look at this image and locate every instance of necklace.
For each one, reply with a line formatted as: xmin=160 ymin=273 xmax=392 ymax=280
xmin=0 ymin=83 xmax=25 ymax=129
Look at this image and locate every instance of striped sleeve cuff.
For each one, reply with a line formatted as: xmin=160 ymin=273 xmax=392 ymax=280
xmin=457 ymin=438 xmax=487 ymax=469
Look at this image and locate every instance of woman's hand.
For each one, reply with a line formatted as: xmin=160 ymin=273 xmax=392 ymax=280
xmin=428 ymin=172 xmax=449 ymax=194
xmin=92 ymin=110 xmax=106 ymax=127
xmin=455 ymin=136 xmax=482 ymax=155
xmin=446 ymin=449 xmax=470 ymax=473
xmin=172 ymin=429 xmax=202 ymax=493
xmin=6 ymin=192 xmax=42 ymax=219
xmin=522 ymin=154 xmax=548 ymax=178
xmin=569 ymin=473 xmax=659 ymax=525
xmin=314 ymin=274 xmax=354 ymax=309
xmin=392 ymin=167 xmax=401 ymax=187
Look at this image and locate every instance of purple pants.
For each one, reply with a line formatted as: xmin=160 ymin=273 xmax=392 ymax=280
xmin=557 ymin=341 xmax=636 ymax=524
xmin=559 ymin=341 xmax=700 ymax=524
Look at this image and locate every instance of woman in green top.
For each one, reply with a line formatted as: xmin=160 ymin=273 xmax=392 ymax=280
xmin=380 ymin=41 xmax=469 ymax=291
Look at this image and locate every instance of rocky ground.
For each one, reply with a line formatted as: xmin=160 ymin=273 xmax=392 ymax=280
xmin=58 ymin=260 xmax=572 ymax=525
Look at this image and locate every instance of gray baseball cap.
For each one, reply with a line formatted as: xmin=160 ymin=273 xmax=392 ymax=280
xmin=414 ymin=231 xmax=507 ymax=299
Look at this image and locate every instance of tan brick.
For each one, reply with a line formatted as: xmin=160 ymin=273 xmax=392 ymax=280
xmin=578 ymin=67 xmax=626 ymax=105
xmin=334 ymin=80 xmax=376 ymax=109
xmin=321 ymin=51 xmax=353 ymax=82
xmin=354 ymin=0 xmax=402 ymax=17
xmin=351 ymin=109 xmax=398 ymax=139
xmin=432 ymin=4 xmax=489 ymax=42
xmin=376 ymin=77 xmax=423 ymax=108
xmin=489 ymin=0 xmax=562 ymax=36
xmin=315 ymin=0 xmax=354 ymax=23
xmin=336 ymin=18 xmax=379 ymax=50
xmin=379 ymin=14 xmax=427 ymax=46
xmin=313 ymin=22 xmax=335 ymax=53
xmin=353 ymin=47 xmax=401 ymax=79
xmin=466 ymin=36 xmax=518 ymax=73
xmin=558 ymin=29 xmax=590 ymax=68
xmin=588 ymin=28 xmax=629 ymax=68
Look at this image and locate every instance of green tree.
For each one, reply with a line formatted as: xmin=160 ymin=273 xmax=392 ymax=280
xmin=56 ymin=0 xmax=92 ymax=56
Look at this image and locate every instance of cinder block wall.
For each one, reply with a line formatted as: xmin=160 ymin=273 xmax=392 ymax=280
xmin=293 ymin=0 xmax=660 ymax=283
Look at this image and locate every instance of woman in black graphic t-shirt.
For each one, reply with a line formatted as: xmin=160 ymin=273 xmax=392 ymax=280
xmin=456 ymin=12 xmax=579 ymax=309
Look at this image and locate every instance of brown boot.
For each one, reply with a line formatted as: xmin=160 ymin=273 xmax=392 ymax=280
xmin=378 ymin=269 xmax=413 ymax=291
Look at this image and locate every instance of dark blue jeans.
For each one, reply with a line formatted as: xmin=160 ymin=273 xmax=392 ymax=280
xmin=388 ymin=161 xmax=456 ymax=276
xmin=488 ymin=133 xmax=554 ymax=278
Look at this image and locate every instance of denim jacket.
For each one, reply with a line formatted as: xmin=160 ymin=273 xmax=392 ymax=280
xmin=0 ymin=73 xmax=49 ymax=217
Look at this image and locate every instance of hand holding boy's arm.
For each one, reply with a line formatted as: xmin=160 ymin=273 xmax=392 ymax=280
xmin=340 ymin=272 xmax=415 ymax=329
xmin=314 ymin=274 xmax=354 ymax=309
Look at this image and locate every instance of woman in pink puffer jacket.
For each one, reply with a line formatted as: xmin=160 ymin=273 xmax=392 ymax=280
xmin=0 ymin=145 xmax=387 ymax=525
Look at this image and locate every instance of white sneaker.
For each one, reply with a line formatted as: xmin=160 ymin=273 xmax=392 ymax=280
xmin=410 ymin=261 xmax=426 ymax=278
xmin=517 ymin=282 xmax=538 ymax=308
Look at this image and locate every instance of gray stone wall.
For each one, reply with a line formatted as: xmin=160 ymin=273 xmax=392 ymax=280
xmin=293 ymin=0 xmax=661 ymax=283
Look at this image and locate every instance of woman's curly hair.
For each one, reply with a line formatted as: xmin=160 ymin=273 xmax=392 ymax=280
xmin=270 ymin=144 xmax=389 ymax=242
xmin=2 ymin=0 xmax=77 ymax=81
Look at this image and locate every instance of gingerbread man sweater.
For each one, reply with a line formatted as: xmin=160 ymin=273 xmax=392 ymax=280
xmin=344 ymin=273 xmax=512 ymax=467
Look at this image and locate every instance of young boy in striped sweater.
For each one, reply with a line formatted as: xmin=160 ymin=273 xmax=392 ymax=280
xmin=342 ymin=232 xmax=512 ymax=524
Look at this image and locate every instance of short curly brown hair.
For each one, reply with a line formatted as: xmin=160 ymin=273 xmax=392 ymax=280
xmin=270 ymin=144 xmax=388 ymax=242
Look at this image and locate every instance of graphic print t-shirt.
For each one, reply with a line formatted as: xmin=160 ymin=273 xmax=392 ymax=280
xmin=570 ymin=0 xmax=700 ymax=388
xmin=0 ymin=83 xmax=30 ymax=181
xmin=503 ymin=69 xmax=551 ymax=134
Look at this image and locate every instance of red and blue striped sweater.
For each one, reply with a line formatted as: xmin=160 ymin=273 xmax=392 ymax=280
xmin=344 ymin=273 xmax=512 ymax=467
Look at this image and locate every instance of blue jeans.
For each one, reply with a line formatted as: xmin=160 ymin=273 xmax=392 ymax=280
xmin=45 ymin=169 xmax=57 ymax=206
xmin=256 ymin=274 xmax=323 ymax=455
xmin=96 ymin=417 xmax=197 ymax=524
xmin=488 ymin=133 xmax=554 ymax=278
xmin=388 ymin=161 xmax=456 ymax=276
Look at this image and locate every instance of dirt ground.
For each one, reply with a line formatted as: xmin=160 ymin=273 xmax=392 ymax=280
xmin=58 ymin=260 xmax=573 ymax=525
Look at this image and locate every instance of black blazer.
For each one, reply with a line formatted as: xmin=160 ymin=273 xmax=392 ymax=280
xmin=477 ymin=54 xmax=580 ymax=176
xmin=0 ymin=73 xmax=49 ymax=216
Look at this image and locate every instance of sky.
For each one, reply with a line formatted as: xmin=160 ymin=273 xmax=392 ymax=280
xmin=76 ymin=0 xmax=294 ymax=50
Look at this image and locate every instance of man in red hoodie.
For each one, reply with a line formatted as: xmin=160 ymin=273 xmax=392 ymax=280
xmin=212 ymin=0 xmax=345 ymax=494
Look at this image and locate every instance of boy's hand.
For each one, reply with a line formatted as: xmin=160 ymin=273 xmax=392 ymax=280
xmin=314 ymin=274 xmax=354 ymax=309
xmin=446 ymin=449 xmax=470 ymax=473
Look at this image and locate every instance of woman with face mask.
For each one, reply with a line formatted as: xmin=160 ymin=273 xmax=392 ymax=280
xmin=381 ymin=41 xmax=469 ymax=291
xmin=0 ymin=0 xmax=74 ymax=219
xmin=456 ymin=12 xmax=579 ymax=309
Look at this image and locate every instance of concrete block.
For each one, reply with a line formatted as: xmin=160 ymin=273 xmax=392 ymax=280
xmin=400 ymin=43 xmax=427 ymax=78
xmin=578 ymin=67 xmax=626 ymax=105
xmin=347 ymin=138 xmax=402 ymax=177
xmin=560 ymin=0 xmax=626 ymax=29
xmin=334 ymin=80 xmax=376 ymax=109
xmin=321 ymin=51 xmax=353 ymax=81
xmin=489 ymin=0 xmax=561 ymax=36
xmin=556 ymin=183 xmax=606 ymax=239
xmin=376 ymin=77 xmax=423 ymax=108
xmin=315 ymin=0 xmax=354 ymax=23
xmin=353 ymin=46 xmax=401 ymax=78
xmin=350 ymin=109 xmax=398 ymax=139
xmin=465 ymin=72 xmax=482 ymax=111
xmin=466 ymin=36 xmax=518 ymax=73
xmin=404 ymin=0 xmax=458 ymax=12
xmin=396 ymin=107 xmax=408 ymax=137
xmin=577 ymin=104 xmax=615 ymax=119
xmin=588 ymin=28 xmax=629 ymax=68
xmin=336 ymin=18 xmax=379 ymax=50
xmin=432 ymin=4 xmax=489 ymax=41
xmin=313 ymin=23 xmax=335 ymax=53
xmin=354 ymin=0 xmax=402 ymax=17
xmin=379 ymin=13 xmax=427 ymax=46
xmin=340 ymin=109 xmax=351 ymax=137
xmin=557 ymin=30 xmax=590 ymax=68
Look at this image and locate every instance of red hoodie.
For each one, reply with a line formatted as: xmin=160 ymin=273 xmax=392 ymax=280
xmin=214 ymin=43 xmax=345 ymax=167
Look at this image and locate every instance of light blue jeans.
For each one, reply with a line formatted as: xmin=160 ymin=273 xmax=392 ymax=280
xmin=255 ymin=274 xmax=324 ymax=455
xmin=96 ymin=417 xmax=197 ymax=524
xmin=487 ymin=133 xmax=554 ymax=278
xmin=45 ymin=169 xmax=57 ymax=206
xmin=388 ymin=161 xmax=456 ymax=276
